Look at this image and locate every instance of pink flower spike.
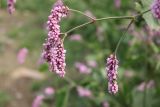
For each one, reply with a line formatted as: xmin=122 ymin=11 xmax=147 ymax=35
xmin=42 ymin=0 xmax=68 ymax=77
xmin=32 ymin=95 xmax=44 ymax=107
xmin=17 ymin=48 xmax=28 ymax=64
xmin=106 ymin=54 xmax=119 ymax=94
xmin=44 ymin=87 xmax=55 ymax=96
xmin=69 ymin=34 xmax=82 ymax=41
xmin=151 ymin=0 xmax=160 ymax=19
xmin=77 ymin=86 xmax=92 ymax=98
xmin=7 ymin=0 xmax=16 ymax=14
xmin=75 ymin=62 xmax=91 ymax=74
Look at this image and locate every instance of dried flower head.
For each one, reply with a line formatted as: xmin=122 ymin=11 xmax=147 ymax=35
xmin=7 ymin=0 xmax=16 ymax=14
xmin=42 ymin=0 xmax=68 ymax=77
xmin=151 ymin=0 xmax=160 ymax=19
xmin=106 ymin=54 xmax=119 ymax=94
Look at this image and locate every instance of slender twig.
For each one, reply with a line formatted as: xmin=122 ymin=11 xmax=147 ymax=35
xmin=62 ymin=89 xmax=70 ymax=107
xmin=64 ymin=76 xmax=77 ymax=87
xmin=95 ymin=16 xmax=134 ymax=21
xmin=134 ymin=9 xmax=151 ymax=17
xmin=114 ymin=19 xmax=134 ymax=55
xmin=113 ymin=9 xmax=151 ymax=54
xmin=62 ymin=16 xmax=134 ymax=36
xmin=61 ymin=8 xmax=151 ymax=43
xmin=69 ymin=8 xmax=95 ymax=20
xmin=65 ymin=20 xmax=94 ymax=34
xmin=62 ymin=33 xmax=68 ymax=42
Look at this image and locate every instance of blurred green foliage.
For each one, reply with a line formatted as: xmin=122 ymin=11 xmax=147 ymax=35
xmin=0 ymin=91 xmax=11 ymax=107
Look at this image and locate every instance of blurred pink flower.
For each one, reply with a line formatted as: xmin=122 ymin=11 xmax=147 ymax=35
xmin=37 ymin=55 xmax=45 ymax=66
xmin=137 ymin=82 xmax=146 ymax=92
xmin=32 ymin=95 xmax=44 ymax=107
xmin=87 ymin=60 xmax=97 ymax=68
xmin=102 ymin=101 xmax=109 ymax=107
xmin=137 ymin=80 xmax=155 ymax=91
xmin=77 ymin=86 xmax=92 ymax=98
xmin=69 ymin=34 xmax=82 ymax=41
xmin=44 ymin=87 xmax=55 ymax=95
xmin=84 ymin=10 xmax=96 ymax=19
xmin=114 ymin=0 xmax=121 ymax=9
xmin=7 ymin=0 xmax=16 ymax=14
xmin=96 ymin=27 xmax=104 ymax=42
xmin=147 ymin=80 xmax=155 ymax=89
xmin=75 ymin=62 xmax=91 ymax=74
xmin=17 ymin=48 xmax=28 ymax=64
xmin=124 ymin=70 xmax=134 ymax=78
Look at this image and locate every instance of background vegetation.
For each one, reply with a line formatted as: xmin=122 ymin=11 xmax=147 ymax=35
xmin=0 ymin=0 xmax=160 ymax=107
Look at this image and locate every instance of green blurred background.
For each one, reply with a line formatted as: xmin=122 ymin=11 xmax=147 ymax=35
xmin=0 ymin=0 xmax=160 ymax=107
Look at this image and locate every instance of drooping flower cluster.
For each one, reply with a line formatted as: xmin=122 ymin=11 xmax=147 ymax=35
xmin=7 ymin=0 xmax=16 ymax=14
xmin=42 ymin=0 xmax=68 ymax=77
xmin=151 ymin=0 xmax=160 ymax=19
xmin=106 ymin=54 xmax=118 ymax=94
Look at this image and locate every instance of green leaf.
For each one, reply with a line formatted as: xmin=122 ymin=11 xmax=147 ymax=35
xmin=55 ymin=88 xmax=70 ymax=107
xmin=132 ymin=88 xmax=156 ymax=107
xmin=141 ymin=0 xmax=160 ymax=29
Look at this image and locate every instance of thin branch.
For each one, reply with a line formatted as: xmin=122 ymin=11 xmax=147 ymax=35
xmin=134 ymin=9 xmax=151 ymax=17
xmin=114 ymin=19 xmax=134 ymax=55
xmin=62 ymin=16 xmax=134 ymax=35
xmin=61 ymin=9 xmax=151 ymax=42
xmin=95 ymin=16 xmax=134 ymax=21
xmin=69 ymin=8 xmax=95 ymax=20
xmin=65 ymin=20 xmax=94 ymax=34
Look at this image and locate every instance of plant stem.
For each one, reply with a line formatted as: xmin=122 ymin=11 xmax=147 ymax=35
xmin=114 ymin=19 xmax=134 ymax=55
xmin=63 ymin=16 xmax=134 ymax=35
xmin=64 ymin=76 xmax=77 ymax=87
xmin=61 ymin=8 xmax=151 ymax=42
xmin=69 ymin=8 xmax=95 ymax=20
xmin=113 ymin=9 xmax=151 ymax=54
xmin=143 ymin=82 xmax=147 ymax=107
xmin=134 ymin=9 xmax=151 ymax=17
xmin=65 ymin=20 xmax=94 ymax=34
xmin=95 ymin=16 xmax=134 ymax=21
